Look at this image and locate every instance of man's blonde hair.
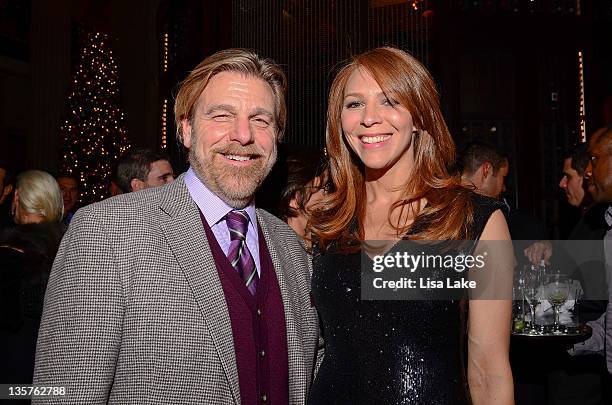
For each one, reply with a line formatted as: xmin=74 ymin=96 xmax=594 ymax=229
xmin=174 ymin=48 xmax=287 ymax=143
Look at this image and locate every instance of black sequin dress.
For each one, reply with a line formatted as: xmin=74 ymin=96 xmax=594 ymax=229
xmin=308 ymin=196 xmax=504 ymax=405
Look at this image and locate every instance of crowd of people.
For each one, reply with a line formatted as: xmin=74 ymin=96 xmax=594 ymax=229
xmin=0 ymin=46 xmax=610 ymax=404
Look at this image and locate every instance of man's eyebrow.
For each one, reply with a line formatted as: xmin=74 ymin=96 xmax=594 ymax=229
xmin=204 ymin=104 xmax=237 ymax=115
xmin=251 ymin=107 xmax=273 ymax=118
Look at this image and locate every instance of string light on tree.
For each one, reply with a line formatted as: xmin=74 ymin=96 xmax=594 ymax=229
xmin=161 ymin=98 xmax=168 ymax=149
xmin=160 ymin=31 xmax=170 ymax=149
xmin=59 ymin=30 xmax=130 ymax=204
xmin=578 ymin=50 xmax=586 ymax=143
xmin=163 ymin=32 xmax=169 ymax=73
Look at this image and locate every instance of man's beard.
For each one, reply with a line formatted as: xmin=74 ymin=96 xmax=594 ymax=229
xmin=588 ymin=181 xmax=611 ymax=203
xmin=189 ymin=137 xmax=277 ymax=209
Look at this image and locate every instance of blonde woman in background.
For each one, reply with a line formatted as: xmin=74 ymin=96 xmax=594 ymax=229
xmin=12 ymin=170 xmax=64 ymax=225
xmin=1 ymin=170 xmax=66 ymax=383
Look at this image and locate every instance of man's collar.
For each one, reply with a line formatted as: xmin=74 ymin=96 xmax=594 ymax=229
xmin=184 ymin=168 xmax=256 ymax=226
xmin=605 ymin=205 xmax=612 ymax=228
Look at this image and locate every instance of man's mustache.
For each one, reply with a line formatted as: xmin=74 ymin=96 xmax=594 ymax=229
xmin=213 ymin=144 xmax=264 ymax=158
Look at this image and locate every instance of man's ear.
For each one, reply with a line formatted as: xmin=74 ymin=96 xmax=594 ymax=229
xmin=130 ymin=178 xmax=145 ymax=192
xmin=481 ymin=162 xmax=492 ymax=178
xmin=181 ymin=119 xmax=193 ymax=149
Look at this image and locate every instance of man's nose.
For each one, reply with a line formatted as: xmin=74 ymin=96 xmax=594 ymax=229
xmin=559 ymin=176 xmax=567 ymax=189
xmin=229 ymin=117 xmax=254 ymax=144
xmin=584 ymin=161 xmax=593 ymax=179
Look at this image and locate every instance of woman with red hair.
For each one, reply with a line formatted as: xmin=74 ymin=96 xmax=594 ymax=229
xmin=308 ymin=47 xmax=514 ymax=404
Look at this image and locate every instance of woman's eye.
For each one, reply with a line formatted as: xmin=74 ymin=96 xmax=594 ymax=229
xmin=345 ymin=101 xmax=362 ymax=109
xmin=383 ymin=98 xmax=398 ymax=106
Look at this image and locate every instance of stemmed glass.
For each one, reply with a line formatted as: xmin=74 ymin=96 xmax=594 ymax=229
xmin=522 ymin=265 xmax=542 ymax=334
xmin=545 ymin=274 xmax=570 ymax=334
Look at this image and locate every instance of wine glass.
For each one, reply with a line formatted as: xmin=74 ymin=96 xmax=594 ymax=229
xmin=522 ymin=265 xmax=542 ymax=334
xmin=512 ymin=281 xmax=526 ymax=333
xmin=545 ymin=274 xmax=570 ymax=334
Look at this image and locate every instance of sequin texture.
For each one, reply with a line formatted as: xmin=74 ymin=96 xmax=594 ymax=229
xmin=308 ymin=195 xmax=504 ymax=405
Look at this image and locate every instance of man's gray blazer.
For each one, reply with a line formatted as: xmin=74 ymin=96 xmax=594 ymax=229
xmin=33 ymin=174 xmax=319 ymax=404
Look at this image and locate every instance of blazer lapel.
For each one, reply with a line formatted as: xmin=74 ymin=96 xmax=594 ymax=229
xmin=158 ymin=175 xmax=241 ymax=404
xmin=257 ymin=211 xmax=306 ymax=401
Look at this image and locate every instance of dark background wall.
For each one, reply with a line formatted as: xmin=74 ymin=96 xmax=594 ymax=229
xmin=1 ymin=0 xmax=611 ymax=235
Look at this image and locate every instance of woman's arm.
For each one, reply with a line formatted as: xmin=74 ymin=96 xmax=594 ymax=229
xmin=468 ymin=209 xmax=515 ymax=405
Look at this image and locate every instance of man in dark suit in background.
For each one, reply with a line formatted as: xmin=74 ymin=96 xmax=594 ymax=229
xmin=460 ymin=141 xmax=547 ymax=261
xmin=55 ymin=173 xmax=80 ymax=226
xmin=460 ymin=140 xmax=508 ymax=200
xmin=559 ymin=143 xmax=591 ymax=211
xmin=115 ymin=147 xmax=175 ymax=194
xmin=34 ymin=49 xmax=319 ymax=404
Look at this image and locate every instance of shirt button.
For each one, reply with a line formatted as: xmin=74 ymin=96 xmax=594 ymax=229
xmin=260 ymin=350 xmax=266 ymax=357
xmin=262 ymin=394 xmax=267 ymax=402
xmin=257 ymin=309 xmax=262 ymax=316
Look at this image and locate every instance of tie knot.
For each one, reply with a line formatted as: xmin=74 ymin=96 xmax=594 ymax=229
xmin=225 ymin=210 xmax=249 ymax=241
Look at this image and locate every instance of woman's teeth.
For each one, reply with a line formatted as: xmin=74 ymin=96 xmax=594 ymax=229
xmin=361 ymin=135 xmax=389 ymax=144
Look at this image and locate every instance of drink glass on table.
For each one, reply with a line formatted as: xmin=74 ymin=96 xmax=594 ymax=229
xmin=512 ymin=282 xmax=526 ymax=333
xmin=545 ymin=273 xmax=570 ymax=334
xmin=522 ymin=264 xmax=542 ymax=334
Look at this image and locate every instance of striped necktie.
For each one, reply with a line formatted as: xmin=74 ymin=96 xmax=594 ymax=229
xmin=225 ymin=210 xmax=258 ymax=295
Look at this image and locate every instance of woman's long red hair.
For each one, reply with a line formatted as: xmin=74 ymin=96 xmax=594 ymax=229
xmin=308 ymin=47 xmax=475 ymax=251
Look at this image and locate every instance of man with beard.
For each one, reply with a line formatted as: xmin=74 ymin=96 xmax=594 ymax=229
xmin=33 ymin=49 xmax=318 ymax=404
xmin=568 ymin=126 xmax=612 ymax=402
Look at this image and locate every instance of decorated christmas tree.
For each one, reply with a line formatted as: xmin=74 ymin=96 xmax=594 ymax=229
xmin=59 ymin=30 xmax=130 ymax=204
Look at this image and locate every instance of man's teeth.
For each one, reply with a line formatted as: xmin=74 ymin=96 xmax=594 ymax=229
xmin=362 ymin=135 xmax=389 ymax=144
xmin=226 ymin=154 xmax=250 ymax=161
